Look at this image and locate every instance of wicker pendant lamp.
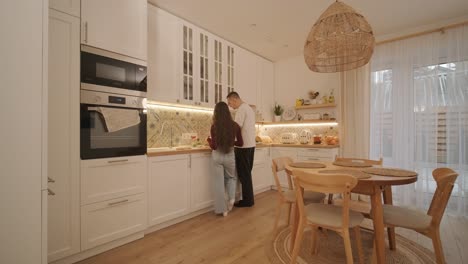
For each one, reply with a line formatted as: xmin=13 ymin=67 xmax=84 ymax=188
xmin=304 ymin=1 xmax=375 ymax=73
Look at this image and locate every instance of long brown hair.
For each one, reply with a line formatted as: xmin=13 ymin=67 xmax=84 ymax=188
xmin=213 ymin=102 xmax=235 ymax=153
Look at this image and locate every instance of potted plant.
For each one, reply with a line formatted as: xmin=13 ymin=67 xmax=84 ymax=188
xmin=273 ymin=103 xmax=284 ymax=122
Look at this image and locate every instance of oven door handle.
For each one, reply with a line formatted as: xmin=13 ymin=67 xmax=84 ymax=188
xmin=88 ymin=106 xmax=100 ymax=112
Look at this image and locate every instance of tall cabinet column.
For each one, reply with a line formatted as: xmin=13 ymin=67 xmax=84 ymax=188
xmin=47 ymin=8 xmax=81 ymax=262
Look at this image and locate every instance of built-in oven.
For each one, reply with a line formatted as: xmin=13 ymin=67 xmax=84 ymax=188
xmin=81 ymin=45 xmax=147 ymax=97
xmin=80 ymin=89 xmax=147 ymax=160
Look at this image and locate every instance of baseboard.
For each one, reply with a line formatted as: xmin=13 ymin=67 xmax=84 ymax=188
xmin=50 ymin=232 xmax=144 ymax=264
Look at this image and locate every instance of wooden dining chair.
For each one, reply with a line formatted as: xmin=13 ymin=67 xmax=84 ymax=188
xmin=290 ymin=170 xmax=365 ymax=264
xmin=271 ymin=157 xmax=326 ymax=234
xmin=380 ymin=168 xmax=458 ymax=264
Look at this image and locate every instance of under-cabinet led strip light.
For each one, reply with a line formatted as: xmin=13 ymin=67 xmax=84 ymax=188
xmin=257 ymin=122 xmax=338 ymax=128
xmin=147 ymin=102 xmax=214 ymax=114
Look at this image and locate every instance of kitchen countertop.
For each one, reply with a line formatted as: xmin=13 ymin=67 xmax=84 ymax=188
xmin=147 ymin=143 xmax=339 ymax=156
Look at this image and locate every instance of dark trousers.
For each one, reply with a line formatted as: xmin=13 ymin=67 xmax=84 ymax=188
xmin=234 ymin=147 xmax=255 ymax=205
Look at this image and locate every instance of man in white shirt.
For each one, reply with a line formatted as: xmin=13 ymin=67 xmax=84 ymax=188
xmin=227 ymin=92 xmax=256 ymax=207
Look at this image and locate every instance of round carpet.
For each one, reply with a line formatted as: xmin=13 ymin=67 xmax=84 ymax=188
xmin=265 ymin=226 xmax=436 ymax=264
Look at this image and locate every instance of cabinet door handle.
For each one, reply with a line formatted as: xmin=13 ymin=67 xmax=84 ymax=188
xmin=83 ymin=21 xmax=88 ymax=43
xmin=48 ymin=177 xmax=55 ymax=183
xmin=108 ymin=159 xmax=129 ymax=164
xmin=306 ymin=149 xmax=319 ymax=151
xmin=307 ymin=158 xmax=319 ymax=161
xmin=48 ymin=189 xmax=56 ymax=196
xmin=108 ymin=199 xmax=129 ymax=206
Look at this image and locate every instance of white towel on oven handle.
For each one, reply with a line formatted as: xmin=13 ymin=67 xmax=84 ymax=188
xmin=96 ymin=107 xmax=141 ymax=133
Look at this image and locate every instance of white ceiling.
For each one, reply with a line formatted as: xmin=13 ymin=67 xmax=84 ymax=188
xmin=148 ymin=0 xmax=468 ymax=62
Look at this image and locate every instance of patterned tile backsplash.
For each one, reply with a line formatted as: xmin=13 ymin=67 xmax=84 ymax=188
xmin=257 ymin=125 xmax=339 ymax=143
xmin=147 ymin=105 xmax=339 ymax=147
xmin=147 ymin=106 xmax=213 ymax=148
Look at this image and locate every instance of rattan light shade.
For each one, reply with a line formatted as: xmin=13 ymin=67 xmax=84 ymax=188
xmin=304 ymin=1 xmax=375 ymax=73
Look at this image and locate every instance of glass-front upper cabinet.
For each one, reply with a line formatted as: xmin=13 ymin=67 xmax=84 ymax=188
xmin=182 ymin=24 xmax=194 ymax=103
xmin=214 ymin=39 xmax=223 ymax=104
xmin=227 ymin=45 xmax=235 ymax=94
xmin=199 ymin=32 xmax=210 ymax=106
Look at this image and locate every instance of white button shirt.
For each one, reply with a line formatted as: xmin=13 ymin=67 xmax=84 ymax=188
xmin=234 ymin=103 xmax=256 ymax=148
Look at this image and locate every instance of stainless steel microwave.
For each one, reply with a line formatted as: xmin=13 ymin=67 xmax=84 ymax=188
xmin=81 ymin=45 xmax=147 ymax=97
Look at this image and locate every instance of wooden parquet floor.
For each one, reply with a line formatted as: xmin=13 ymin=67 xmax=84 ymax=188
xmin=78 ymin=191 xmax=468 ymax=264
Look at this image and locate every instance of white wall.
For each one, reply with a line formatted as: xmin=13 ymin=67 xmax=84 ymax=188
xmin=0 ymin=0 xmax=46 ymax=263
xmin=274 ymin=55 xmax=340 ymax=109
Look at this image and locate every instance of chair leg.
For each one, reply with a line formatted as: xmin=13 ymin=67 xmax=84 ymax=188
xmin=290 ymin=220 xmax=305 ymax=264
xmin=310 ymin=226 xmax=319 ymax=255
xmin=354 ymin=226 xmax=365 ymax=264
xmin=273 ymin=201 xmax=283 ymax=234
xmin=327 ymin=193 xmax=334 ymax=204
xmin=342 ymin=228 xmax=354 ymax=264
xmin=287 ymin=203 xmax=292 ymax=225
xmin=430 ymin=229 xmax=446 ymax=264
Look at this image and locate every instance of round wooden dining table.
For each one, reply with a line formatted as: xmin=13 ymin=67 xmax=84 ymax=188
xmin=285 ymin=161 xmax=418 ymax=264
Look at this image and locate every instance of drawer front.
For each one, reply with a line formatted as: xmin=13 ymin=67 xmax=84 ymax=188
xmin=297 ymin=148 xmax=338 ymax=159
xmin=81 ymin=155 xmax=147 ymax=205
xmin=254 ymin=148 xmax=267 ymax=164
xmin=296 ymin=156 xmax=331 ymax=162
xmin=81 ymin=193 xmax=146 ymax=250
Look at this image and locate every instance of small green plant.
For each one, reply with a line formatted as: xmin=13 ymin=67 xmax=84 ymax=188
xmin=273 ymin=103 xmax=284 ymax=116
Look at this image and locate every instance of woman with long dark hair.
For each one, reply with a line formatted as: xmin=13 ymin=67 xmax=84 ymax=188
xmin=207 ymin=102 xmax=243 ymax=216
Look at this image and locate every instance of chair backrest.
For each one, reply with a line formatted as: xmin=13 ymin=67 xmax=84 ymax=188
xmin=427 ymin=168 xmax=459 ymax=226
xmin=335 ymin=156 xmax=383 ymax=165
xmin=292 ymin=170 xmax=358 ymax=229
xmin=271 ymin=157 xmax=294 ymax=199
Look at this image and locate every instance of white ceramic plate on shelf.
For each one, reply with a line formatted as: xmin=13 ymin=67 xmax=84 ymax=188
xmin=282 ymin=107 xmax=296 ymax=121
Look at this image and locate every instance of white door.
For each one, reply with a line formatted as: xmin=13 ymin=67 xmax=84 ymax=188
xmin=81 ymin=0 xmax=147 ymax=60
xmin=190 ymin=153 xmax=214 ymax=210
xmin=148 ymin=155 xmax=191 ymax=226
xmin=47 ymin=9 xmax=81 ymax=262
xmin=147 ymin=6 xmax=180 ymax=103
xmin=49 ymin=0 xmax=80 ymax=17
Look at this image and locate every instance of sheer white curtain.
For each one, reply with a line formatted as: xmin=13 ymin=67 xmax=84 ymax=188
xmin=339 ymin=64 xmax=371 ymax=159
xmin=370 ymin=25 xmax=468 ymax=217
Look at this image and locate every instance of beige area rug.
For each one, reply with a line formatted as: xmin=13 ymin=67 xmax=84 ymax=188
xmin=265 ymin=226 xmax=436 ymax=264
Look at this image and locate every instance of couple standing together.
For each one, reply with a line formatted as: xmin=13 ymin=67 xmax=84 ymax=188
xmin=207 ymin=92 xmax=256 ymax=216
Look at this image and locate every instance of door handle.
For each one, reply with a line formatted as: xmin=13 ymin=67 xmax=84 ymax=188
xmin=108 ymin=159 xmax=129 ymax=164
xmin=48 ymin=177 xmax=55 ymax=183
xmin=83 ymin=21 xmax=88 ymax=43
xmin=48 ymin=189 xmax=56 ymax=196
xmin=108 ymin=199 xmax=129 ymax=207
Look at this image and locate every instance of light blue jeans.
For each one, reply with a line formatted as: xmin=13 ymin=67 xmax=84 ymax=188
xmin=211 ymin=149 xmax=237 ymax=214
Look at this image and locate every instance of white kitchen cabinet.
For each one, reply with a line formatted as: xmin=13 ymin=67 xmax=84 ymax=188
xmin=253 ymin=148 xmax=272 ymax=192
xmin=148 ymin=6 xmax=180 ymax=103
xmin=148 ymin=155 xmax=191 ymax=226
xmin=235 ymin=48 xmax=258 ymax=106
xmin=180 ymin=22 xmax=197 ymax=105
xmin=296 ymin=148 xmax=338 ymax=161
xmin=81 ymin=193 xmax=146 ymax=250
xmin=47 ymin=9 xmax=81 ymax=262
xmin=81 ymin=155 xmax=147 ymax=205
xmin=81 ymin=0 xmax=147 ymax=60
xmin=50 ymin=0 xmax=80 ymax=17
xmin=257 ymin=58 xmax=275 ymax=121
xmin=148 ymin=6 xmax=242 ymax=108
xmin=190 ymin=153 xmax=214 ymax=210
xmin=271 ymin=147 xmax=298 ymax=188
